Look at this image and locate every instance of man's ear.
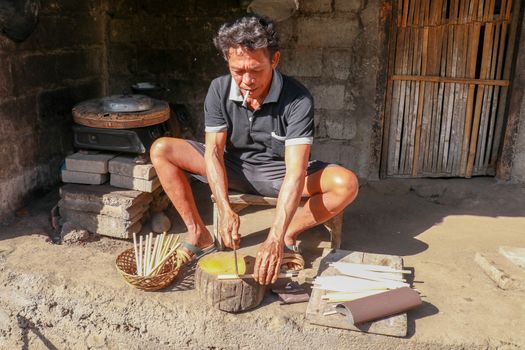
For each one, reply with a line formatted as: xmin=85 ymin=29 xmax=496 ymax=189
xmin=271 ymin=51 xmax=280 ymax=69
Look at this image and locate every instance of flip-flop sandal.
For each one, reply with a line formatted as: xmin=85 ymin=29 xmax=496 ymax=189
xmin=176 ymin=242 xmax=218 ymax=268
xmin=281 ymin=244 xmax=305 ymax=271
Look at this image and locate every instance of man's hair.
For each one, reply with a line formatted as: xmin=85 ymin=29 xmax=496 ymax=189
xmin=213 ymin=14 xmax=280 ymax=61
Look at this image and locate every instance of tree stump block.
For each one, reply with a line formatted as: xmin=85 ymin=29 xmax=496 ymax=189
xmin=195 ymin=252 xmax=266 ymax=313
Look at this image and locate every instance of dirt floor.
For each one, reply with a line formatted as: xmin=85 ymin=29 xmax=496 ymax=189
xmin=0 ymin=177 xmax=524 ymax=349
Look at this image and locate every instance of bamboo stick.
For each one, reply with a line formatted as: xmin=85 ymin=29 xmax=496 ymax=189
xmin=133 ymin=232 xmax=140 ymax=275
xmin=160 ymin=233 xmax=172 ymax=259
xmin=155 ymin=232 xmax=165 ymax=266
xmin=148 ymin=242 xmax=181 ymax=276
xmin=217 ymin=271 xmax=299 ymax=280
xmin=322 ymin=290 xmax=387 ymax=302
xmin=149 ymin=235 xmax=160 ymax=275
xmin=411 ymin=25 xmax=429 ymax=176
xmin=138 ymin=235 xmax=143 ymax=276
xmin=329 ymin=262 xmax=411 ymax=274
xmin=323 ymin=310 xmax=338 ymax=316
xmin=144 ymin=235 xmax=149 ymax=275
xmin=333 ymin=270 xmax=407 ymax=283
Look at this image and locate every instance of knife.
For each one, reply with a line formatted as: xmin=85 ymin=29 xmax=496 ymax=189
xmin=233 ymin=244 xmax=239 ymax=276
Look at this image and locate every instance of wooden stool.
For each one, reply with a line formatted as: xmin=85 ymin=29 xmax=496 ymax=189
xmin=211 ymin=193 xmax=343 ymax=250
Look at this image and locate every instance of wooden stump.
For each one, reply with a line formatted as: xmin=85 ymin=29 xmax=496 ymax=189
xmin=195 ymin=252 xmax=266 ymax=313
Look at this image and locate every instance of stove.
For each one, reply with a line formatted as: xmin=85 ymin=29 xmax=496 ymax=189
xmin=72 ymin=123 xmax=168 ymax=154
xmin=71 ymin=94 xmax=171 ymax=155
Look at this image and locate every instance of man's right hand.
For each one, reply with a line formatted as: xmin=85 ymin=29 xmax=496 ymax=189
xmin=219 ymin=208 xmax=240 ymax=249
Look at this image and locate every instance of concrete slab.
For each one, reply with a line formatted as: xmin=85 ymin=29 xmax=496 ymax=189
xmin=58 ymin=199 xmax=149 ymax=220
xmin=108 ymin=156 xmax=156 ymax=180
xmin=61 ymin=169 xmax=109 ymax=185
xmin=59 ymin=207 xmax=143 ymax=239
xmin=499 ymin=246 xmax=525 ymax=269
xmin=65 ymin=152 xmax=116 ymax=174
xmin=59 ymin=184 xmax=152 ymax=209
xmin=110 ymin=173 xmax=160 ymax=193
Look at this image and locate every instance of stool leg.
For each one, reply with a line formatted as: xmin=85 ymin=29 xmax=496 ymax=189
xmin=212 ymin=203 xmax=223 ymax=250
xmin=323 ymin=213 xmax=343 ymax=249
xmin=231 ymin=204 xmax=249 ymax=213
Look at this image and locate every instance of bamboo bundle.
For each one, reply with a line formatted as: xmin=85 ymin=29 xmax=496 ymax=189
xmin=310 ymin=262 xmax=415 ymax=303
xmin=330 ymin=262 xmax=409 ymax=282
xmin=132 ymin=232 xmax=180 ymax=277
xmin=312 ymin=275 xmax=409 ymax=293
xmin=330 ymin=262 xmax=411 ymax=274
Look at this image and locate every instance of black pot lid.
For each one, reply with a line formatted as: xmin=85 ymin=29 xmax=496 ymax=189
xmin=101 ymin=94 xmax=154 ymax=113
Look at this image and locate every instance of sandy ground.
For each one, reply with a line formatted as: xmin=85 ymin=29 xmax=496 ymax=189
xmin=0 ymin=177 xmax=524 ymax=349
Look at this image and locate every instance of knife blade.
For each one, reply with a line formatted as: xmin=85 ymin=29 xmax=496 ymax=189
xmin=233 ymin=245 xmax=239 ymax=276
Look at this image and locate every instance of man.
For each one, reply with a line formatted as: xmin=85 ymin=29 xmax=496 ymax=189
xmin=151 ymin=15 xmax=358 ymax=285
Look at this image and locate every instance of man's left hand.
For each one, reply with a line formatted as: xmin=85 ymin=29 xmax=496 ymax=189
xmin=253 ymin=238 xmax=283 ymax=285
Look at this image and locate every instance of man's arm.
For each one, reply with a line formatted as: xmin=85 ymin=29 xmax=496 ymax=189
xmin=204 ymin=131 xmax=240 ymax=248
xmin=253 ymin=144 xmax=310 ymax=285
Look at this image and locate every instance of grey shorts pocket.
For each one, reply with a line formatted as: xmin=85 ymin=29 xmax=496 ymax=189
xmin=271 ymin=132 xmax=286 ymax=158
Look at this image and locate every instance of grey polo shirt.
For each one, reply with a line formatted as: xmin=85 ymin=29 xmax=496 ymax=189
xmin=204 ymin=70 xmax=314 ymax=166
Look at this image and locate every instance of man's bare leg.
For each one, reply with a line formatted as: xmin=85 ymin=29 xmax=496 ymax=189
xmin=283 ymin=165 xmax=358 ymax=246
xmin=150 ymin=138 xmax=214 ymax=249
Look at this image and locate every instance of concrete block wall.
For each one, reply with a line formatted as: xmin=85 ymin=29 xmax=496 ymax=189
xmin=106 ymin=0 xmax=380 ymax=178
xmin=278 ymin=0 xmax=380 ymax=177
xmin=0 ymin=0 xmax=106 ymax=219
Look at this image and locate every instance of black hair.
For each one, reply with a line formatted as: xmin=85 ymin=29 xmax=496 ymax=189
xmin=213 ymin=14 xmax=280 ymax=61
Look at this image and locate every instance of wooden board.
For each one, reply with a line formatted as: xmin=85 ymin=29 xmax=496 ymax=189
xmin=305 ymin=249 xmax=407 ymax=337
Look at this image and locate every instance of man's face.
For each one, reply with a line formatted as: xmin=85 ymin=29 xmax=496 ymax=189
xmin=227 ymin=47 xmax=280 ymax=101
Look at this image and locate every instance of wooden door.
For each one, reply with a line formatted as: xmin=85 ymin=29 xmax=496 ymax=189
xmin=382 ymin=0 xmax=519 ymax=178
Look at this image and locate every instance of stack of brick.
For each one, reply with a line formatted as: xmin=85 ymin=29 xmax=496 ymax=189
xmin=150 ymin=186 xmax=171 ymax=213
xmin=58 ymin=184 xmax=153 ymax=239
xmin=109 ymin=156 xmax=160 ymax=193
xmin=61 ymin=152 xmax=115 ymax=185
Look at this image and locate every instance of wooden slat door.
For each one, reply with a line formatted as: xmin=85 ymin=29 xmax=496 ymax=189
xmin=382 ymin=0 xmax=518 ymax=178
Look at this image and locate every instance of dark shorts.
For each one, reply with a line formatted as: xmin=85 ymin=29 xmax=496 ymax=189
xmin=186 ymin=140 xmax=332 ymax=197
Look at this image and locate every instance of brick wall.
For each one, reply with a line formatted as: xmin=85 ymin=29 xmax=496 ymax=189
xmin=106 ymin=0 xmax=244 ymax=136
xmin=106 ymin=0 xmax=381 ymax=177
xmin=0 ymin=0 xmax=105 ymax=219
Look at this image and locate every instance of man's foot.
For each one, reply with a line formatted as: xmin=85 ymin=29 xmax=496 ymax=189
xmin=280 ymin=244 xmax=305 ymax=271
xmin=176 ymin=229 xmax=216 ymax=266
xmin=176 ymin=242 xmax=217 ymax=267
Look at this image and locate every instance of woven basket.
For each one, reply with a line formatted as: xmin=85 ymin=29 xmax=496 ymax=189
xmin=115 ymin=247 xmax=181 ymax=291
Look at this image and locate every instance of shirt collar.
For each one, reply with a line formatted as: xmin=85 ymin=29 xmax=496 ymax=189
xmin=228 ymin=70 xmax=283 ymax=104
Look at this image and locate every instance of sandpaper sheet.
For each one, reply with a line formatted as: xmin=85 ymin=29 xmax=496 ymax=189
xmin=272 ymin=282 xmax=310 ymax=304
xmin=335 ymin=287 xmax=421 ymax=324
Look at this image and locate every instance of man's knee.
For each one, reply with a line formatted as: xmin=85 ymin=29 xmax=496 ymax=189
xmin=150 ymin=137 xmax=170 ymax=160
xmin=329 ymin=166 xmax=359 ymax=201
xmin=150 ymin=137 xmax=186 ymax=163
